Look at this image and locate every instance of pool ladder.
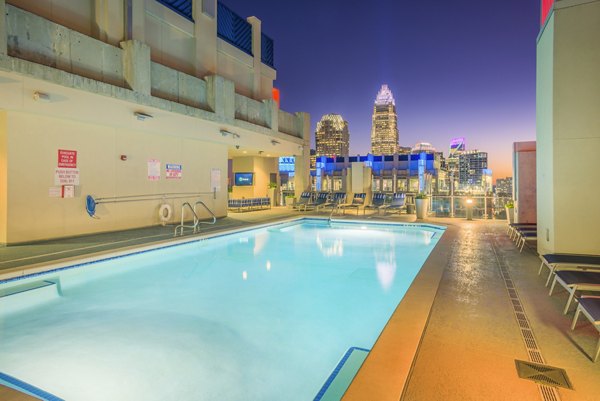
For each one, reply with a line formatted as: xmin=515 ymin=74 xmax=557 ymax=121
xmin=327 ymin=203 xmax=340 ymax=226
xmin=174 ymin=201 xmax=217 ymax=236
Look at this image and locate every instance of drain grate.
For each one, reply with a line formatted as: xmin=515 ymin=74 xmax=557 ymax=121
xmin=515 ymin=360 xmax=572 ymax=390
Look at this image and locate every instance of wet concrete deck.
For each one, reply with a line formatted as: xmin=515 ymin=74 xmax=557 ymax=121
xmin=1 ymin=209 xmax=598 ymax=400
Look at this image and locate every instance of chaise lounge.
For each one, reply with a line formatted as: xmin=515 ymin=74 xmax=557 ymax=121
xmin=549 ymin=270 xmax=600 ymax=314
xmin=571 ymin=295 xmax=600 ymax=362
xmin=539 ymin=254 xmax=600 ymax=286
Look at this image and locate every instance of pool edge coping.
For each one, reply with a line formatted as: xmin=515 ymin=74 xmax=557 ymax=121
xmin=341 ymin=220 xmax=455 ymax=401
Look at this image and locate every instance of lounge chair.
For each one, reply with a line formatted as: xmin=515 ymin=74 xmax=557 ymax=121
xmin=507 ymin=222 xmax=536 ymax=237
xmin=515 ymin=229 xmax=537 ymax=252
xmin=302 ymin=192 xmax=329 ymax=211
xmin=539 ymin=254 xmax=600 ymax=287
xmin=380 ymin=193 xmax=406 ymax=215
xmin=549 ymin=270 xmax=600 ymax=314
xmin=363 ymin=193 xmax=387 ymax=215
xmin=317 ymin=192 xmax=346 ymax=212
xmin=292 ymin=192 xmax=313 ymax=210
xmin=339 ymin=193 xmax=366 ymax=215
xmin=571 ymin=295 xmax=600 ymax=362
xmin=510 ymin=225 xmax=537 ymax=241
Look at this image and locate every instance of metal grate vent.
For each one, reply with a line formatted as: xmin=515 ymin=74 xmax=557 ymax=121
xmin=515 ymin=360 xmax=572 ymax=390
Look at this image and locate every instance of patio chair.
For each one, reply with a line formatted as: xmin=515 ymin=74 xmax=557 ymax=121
xmin=539 ymin=254 xmax=600 ymax=287
xmin=339 ymin=193 xmax=366 ymax=215
xmin=292 ymin=192 xmax=312 ymax=210
xmin=510 ymin=225 xmax=537 ymax=241
xmin=549 ymin=270 xmax=600 ymax=314
xmin=317 ymin=192 xmax=346 ymax=212
xmin=380 ymin=193 xmax=406 ymax=215
xmin=507 ymin=222 xmax=536 ymax=237
xmin=515 ymin=229 xmax=537 ymax=252
xmin=571 ymin=295 xmax=600 ymax=362
xmin=363 ymin=193 xmax=387 ymax=215
xmin=302 ymin=192 xmax=329 ymax=211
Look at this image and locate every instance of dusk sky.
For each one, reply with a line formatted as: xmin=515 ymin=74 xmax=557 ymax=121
xmin=224 ymin=0 xmax=541 ymax=181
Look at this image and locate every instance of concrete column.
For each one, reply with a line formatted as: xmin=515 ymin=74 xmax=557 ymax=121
xmin=0 ymin=0 xmax=6 ymax=55
xmin=192 ymin=0 xmax=217 ymax=78
xmin=247 ymin=16 xmax=262 ymax=99
xmin=125 ymin=0 xmax=145 ymax=42
xmin=206 ymin=75 xmax=235 ymax=121
xmin=94 ymin=0 xmax=125 ymax=46
xmin=264 ymin=99 xmax=278 ymax=131
xmin=0 ymin=111 xmax=7 ymax=244
xmin=120 ymin=40 xmax=151 ymax=95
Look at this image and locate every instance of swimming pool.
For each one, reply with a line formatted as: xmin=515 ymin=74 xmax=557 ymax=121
xmin=0 ymin=219 xmax=444 ymax=401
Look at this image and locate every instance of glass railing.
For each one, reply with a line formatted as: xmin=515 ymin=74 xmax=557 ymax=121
xmin=428 ymin=195 xmax=513 ymax=219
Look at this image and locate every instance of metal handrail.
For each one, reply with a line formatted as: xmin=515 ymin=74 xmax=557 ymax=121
xmin=174 ymin=201 xmax=217 ymax=237
xmin=175 ymin=202 xmax=200 ymax=237
xmin=194 ymin=201 xmax=217 ymax=225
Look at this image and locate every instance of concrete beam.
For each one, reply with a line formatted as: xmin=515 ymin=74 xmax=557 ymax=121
xmin=120 ymin=40 xmax=151 ymax=95
xmin=294 ymin=111 xmax=311 ymax=195
xmin=264 ymin=98 xmax=277 ymax=131
xmin=94 ymin=0 xmax=125 ymax=46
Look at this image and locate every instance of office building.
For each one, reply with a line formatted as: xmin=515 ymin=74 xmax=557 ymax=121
xmin=315 ymin=114 xmax=350 ymax=157
xmin=370 ymin=84 xmax=398 ymax=155
xmin=495 ymin=177 xmax=513 ymax=197
xmin=458 ymin=151 xmax=489 ymax=193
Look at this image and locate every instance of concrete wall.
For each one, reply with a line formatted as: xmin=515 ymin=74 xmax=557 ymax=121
xmin=512 ymin=141 xmax=536 ymax=224
xmin=8 ymin=0 xmax=95 ymax=37
xmin=230 ymin=156 xmax=278 ymax=199
xmin=536 ymin=0 xmax=600 ymax=255
xmin=3 ymin=110 xmax=227 ymax=243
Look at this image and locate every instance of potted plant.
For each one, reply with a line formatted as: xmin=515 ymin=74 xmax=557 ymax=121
xmin=415 ymin=193 xmax=429 ymax=219
xmin=505 ymin=200 xmax=515 ymax=224
xmin=267 ymin=183 xmax=277 ymax=207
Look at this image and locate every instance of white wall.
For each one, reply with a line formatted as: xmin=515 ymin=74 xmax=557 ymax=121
xmin=3 ymin=110 xmax=228 ymax=243
xmin=536 ymin=1 xmax=600 ymax=255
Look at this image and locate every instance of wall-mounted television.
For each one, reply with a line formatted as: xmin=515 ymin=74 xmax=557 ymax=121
xmin=234 ymin=172 xmax=254 ymax=186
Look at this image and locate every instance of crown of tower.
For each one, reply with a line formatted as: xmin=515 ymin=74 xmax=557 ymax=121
xmin=374 ymin=84 xmax=395 ymax=106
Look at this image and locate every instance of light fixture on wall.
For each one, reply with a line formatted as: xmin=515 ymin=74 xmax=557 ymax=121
xmin=258 ymin=151 xmax=264 ymax=155
xmin=220 ymin=129 xmax=240 ymax=139
xmin=271 ymin=140 xmax=280 ymax=146
xmin=33 ymin=91 xmax=51 ymax=102
xmin=134 ymin=111 xmax=153 ymax=121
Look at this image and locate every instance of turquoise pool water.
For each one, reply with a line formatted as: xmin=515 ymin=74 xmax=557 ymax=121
xmin=0 ymin=220 xmax=444 ymax=401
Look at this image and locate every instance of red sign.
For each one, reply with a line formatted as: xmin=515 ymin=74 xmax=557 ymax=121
xmin=58 ymin=149 xmax=77 ymax=168
xmin=541 ymin=0 xmax=554 ymax=25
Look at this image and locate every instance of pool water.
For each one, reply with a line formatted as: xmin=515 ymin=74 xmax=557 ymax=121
xmin=0 ymin=220 xmax=444 ymax=401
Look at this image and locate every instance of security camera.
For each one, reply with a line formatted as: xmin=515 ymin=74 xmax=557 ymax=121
xmin=235 ymin=145 xmax=240 ymax=149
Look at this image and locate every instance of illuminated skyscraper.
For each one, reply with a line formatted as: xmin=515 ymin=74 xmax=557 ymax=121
xmin=315 ymin=114 xmax=350 ymax=157
xmin=370 ymin=85 xmax=398 ymax=155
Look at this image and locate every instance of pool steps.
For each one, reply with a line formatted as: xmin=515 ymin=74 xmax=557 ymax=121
xmin=314 ymin=347 xmax=369 ymax=401
xmin=0 ymin=280 xmax=60 ymax=314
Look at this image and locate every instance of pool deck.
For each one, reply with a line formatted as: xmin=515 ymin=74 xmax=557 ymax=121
xmin=1 ymin=208 xmax=599 ymax=401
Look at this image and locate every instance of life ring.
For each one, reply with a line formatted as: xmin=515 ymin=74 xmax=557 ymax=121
xmin=158 ymin=204 xmax=172 ymax=223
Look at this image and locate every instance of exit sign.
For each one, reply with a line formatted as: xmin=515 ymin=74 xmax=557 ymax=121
xmin=541 ymin=0 xmax=554 ymax=25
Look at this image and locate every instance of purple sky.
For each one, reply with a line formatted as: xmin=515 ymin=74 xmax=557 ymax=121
xmin=223 ymin=0 xmax=540 ymax=181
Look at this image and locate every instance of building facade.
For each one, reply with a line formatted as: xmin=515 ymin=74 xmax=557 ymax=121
xmin=315 ymin=114 xmax=349 ymax=157
xmin=457 ymin=151 xmax=490 ymax=193
xmin=495 ymin=177 xmax=513 ymax=197
xmin=370 ymin=84 xmax=398 ymax=155
xmin=0 ymin=0 xmax=310 ymax=244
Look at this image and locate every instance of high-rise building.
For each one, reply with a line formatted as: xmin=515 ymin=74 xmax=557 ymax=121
xmin=458 ymin=151 xmax=489 ymax=192
xmin=370 ymin=85 xmax=398 ymax=155
xmin=315 ymin=114 xmax=350 ymax=157
xmin=495 ymin=177 xmax=513 ymax=197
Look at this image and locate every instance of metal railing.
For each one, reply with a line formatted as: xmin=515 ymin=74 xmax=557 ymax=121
xmin=174 ymin=201 xmax=217 ymax=237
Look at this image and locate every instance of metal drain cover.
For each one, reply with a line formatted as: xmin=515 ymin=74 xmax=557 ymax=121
xmin=515 ymin=360 xmax=572 ymax=389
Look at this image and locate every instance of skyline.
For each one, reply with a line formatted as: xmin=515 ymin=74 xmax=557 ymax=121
xmin=222 ymin=0 xmax=541 ymax=180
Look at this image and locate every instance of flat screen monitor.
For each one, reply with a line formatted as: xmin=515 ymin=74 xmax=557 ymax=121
xmin=234 ymin=172 xmax=254 ymax=186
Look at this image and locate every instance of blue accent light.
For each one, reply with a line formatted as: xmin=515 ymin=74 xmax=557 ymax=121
xmin=155 ymin=0 xmax=193 ymax=21
xmin=217 ymin=2 xmax=253 ymax=56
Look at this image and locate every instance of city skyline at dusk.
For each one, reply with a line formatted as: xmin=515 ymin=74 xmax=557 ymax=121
xmin=222 ymin=0 xmax=541 ymax=180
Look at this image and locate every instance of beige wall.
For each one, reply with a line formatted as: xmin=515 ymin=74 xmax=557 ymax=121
xmin=8 ymin=0 xmax=94 ymax=37
xmin=513 ymin=142 xmax=536 ymax=224
xmin=536 ymin=0 xmax=600 ymax=255
xmin=2 ymin=110 xmax=228 ymax=244
xmin=230 ymin=156 xmax=278 ymax=199
xmin=0 ymin=111 xmax=7 ymax=243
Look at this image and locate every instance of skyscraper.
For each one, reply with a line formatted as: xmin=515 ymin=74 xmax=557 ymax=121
xmin=370 ymin=84 xmax=399 ymax=155
xmin=315 ymin=114 xmax=350 ymax=157
xmin=458 ymin=150 xmax=489 ymax=192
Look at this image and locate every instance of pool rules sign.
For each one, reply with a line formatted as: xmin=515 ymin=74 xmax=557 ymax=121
xmin=55 ymin=149 xmax=80 ymax=185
